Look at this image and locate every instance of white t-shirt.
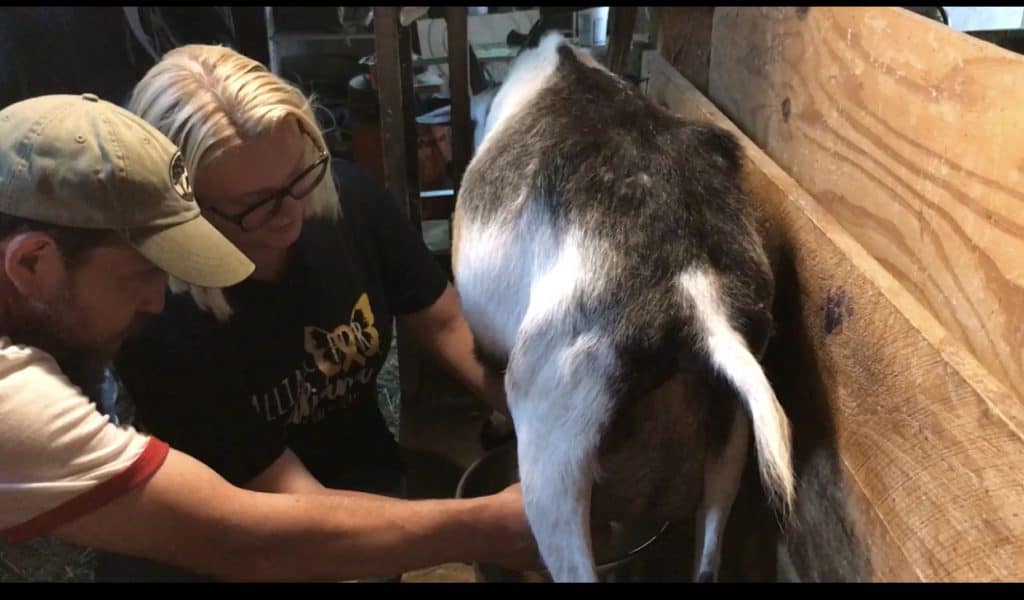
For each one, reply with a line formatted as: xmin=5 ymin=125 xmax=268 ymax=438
xmin=0 ymin=337 xmax=168 ymax=542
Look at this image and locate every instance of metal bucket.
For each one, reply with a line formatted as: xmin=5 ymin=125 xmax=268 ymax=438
xmin=455 ymin=441 xmax=670 ymax=582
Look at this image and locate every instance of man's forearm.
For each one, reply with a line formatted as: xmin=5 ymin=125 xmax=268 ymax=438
xmin=217 ymin=490 xmax=504 ymax=581
xmin=54 ymin=447 xmax=529 ymax=583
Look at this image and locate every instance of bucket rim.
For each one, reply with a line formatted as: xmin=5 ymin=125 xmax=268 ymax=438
xmin=455 ymin=442 xmax=673 ymax=577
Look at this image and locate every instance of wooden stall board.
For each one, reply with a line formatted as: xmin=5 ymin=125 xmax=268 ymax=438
xmin=707 ymin=7 xmax=1024 ymax=406
xmin=643 ymin=47 xmax=1024 ymax=582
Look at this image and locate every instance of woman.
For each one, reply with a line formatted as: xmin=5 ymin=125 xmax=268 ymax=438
xmin=100 ymin=44 xmax=508 ymax=580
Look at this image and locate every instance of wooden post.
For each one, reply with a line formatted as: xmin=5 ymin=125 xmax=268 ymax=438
xmin=373 ymin=6 xmax=422 ymax=410
xmin=606 ymin=6 xmax=637 ymax=75
xmin=373 ymin=6 xmax=420 ymax=225
xmin=707 ymin=7 xmax=1024 ymax=404
xmin=445 ymin=6 xmax=471 ymax=196
xmin=654 ymin=6 xmax=715 ymax=95
xmin=644 ymin=49 xmax=1024 ymax=582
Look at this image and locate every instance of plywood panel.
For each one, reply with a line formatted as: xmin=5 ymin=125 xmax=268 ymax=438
xmin=655 ymin=6 xmax=715 ymax=94
xmin=707 ymin=7 xmax=1024 ymax=403
xmin=644 ymin=50 xmax=1024 ymax=582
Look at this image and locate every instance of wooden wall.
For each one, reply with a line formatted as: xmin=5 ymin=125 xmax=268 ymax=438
xmin=706 ymin=7 xmax=1024 ymax=404
xmin=643 ymin=49 xmax=1024 ymax=582
xmin=654 ymin=7 xmax=715 ymax=94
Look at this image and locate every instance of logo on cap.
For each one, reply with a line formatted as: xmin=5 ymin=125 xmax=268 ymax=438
xmin=169 ymin=152 xmax=193 ymax=201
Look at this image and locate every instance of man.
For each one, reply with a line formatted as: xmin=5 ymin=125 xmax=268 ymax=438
xmin=0 ymin=93 xmax=534 ymax=582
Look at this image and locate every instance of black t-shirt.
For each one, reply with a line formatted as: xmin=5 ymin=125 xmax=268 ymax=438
xmin=115 ymin=160 xmax=448 ymax=491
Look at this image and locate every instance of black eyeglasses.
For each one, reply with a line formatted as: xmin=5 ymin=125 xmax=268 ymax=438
xmin=204 ymin=143 xmax=331 ymax=232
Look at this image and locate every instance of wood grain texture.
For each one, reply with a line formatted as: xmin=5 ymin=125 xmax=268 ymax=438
xmin=607 ymin=6 xmax=637 ymax=76
xmin=707 ymin=7 xmax=1024 ymax=404
xmin=373 ymin=7 xmax=423 ymax=408
xmin=644 ymin=50 xmax=1024 ymax=582
xmin=446 ymin=6 xmax=472 ymax=196
xmin=654 ymin=6 xmax=715 ymax=94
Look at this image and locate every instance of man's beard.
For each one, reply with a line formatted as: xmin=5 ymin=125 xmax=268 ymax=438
xmin=11 ymin=290 xmax=111 ymax=402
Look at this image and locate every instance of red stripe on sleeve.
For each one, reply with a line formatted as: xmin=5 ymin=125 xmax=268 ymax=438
xmin=2 ymin=437 xmax=170 ymax=543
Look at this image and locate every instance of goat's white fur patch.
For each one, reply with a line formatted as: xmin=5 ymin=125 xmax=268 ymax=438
xmin=508 ymin=326 xmax=615 ymax=582
xmin=679 ymin=269 xmax=795 ymax=512
xmin=478 ymin=33 xmax=579 ymax=156
xmin=457 ymin=203 xmax=614 ymax=582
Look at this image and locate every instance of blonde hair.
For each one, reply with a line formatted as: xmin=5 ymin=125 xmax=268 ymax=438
xmin=128 ymin=44 xmax=340 ymax=321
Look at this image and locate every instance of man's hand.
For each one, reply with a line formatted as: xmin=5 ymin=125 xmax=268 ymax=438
xmin=481 ymin=484 xmax=618 ymax=575
xmin=480 ymin=483 xmax=541 ymax=572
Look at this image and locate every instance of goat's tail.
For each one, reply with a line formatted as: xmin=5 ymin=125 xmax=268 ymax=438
xmin=679 ymin=269 xmax=795 ymax=516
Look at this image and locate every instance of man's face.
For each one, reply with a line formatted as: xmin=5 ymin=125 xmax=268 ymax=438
xmin=13 ymin=239 xmax=168 ymax=391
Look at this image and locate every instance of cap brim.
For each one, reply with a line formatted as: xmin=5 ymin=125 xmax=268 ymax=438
xmin=131 ymin=216 xmax=255 ymax=288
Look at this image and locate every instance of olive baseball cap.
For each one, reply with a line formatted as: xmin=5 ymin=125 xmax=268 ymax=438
xmin=0 ymin=93 xmax=254 ymax=287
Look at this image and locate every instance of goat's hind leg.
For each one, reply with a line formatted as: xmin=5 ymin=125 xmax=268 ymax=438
xmin=694 ymin=405 xmax=750 ymax=582
xmin=506 ymin=333 xmax=616 ymax=583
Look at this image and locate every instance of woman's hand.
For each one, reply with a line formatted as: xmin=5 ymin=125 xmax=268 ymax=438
xmin=399 ymin=283 xmax=509 ymax=415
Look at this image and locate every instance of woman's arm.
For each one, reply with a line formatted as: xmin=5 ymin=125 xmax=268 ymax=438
xmin=339 ymin=161 xmax=509 ymax=416
xmin=397 ymin=283 xmax=509 ymax=416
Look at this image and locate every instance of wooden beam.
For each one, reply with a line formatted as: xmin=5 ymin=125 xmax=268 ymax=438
xmin=606 ymin=6 xmax=637 ymax=76
xmin=374 ymin=6 xmax=422 ymax=406
xmin=446 ymin=6 xmax=471 ymax=196
xmin=707 ymin=7 xmax=1024 ymax=403
xmin=644 ymin=50 xmax=1024 ymax=582
xmin=373 ymin=6 xmax=421 ymax=226
xmin=654 ymin=6 xmax=715 ymax=95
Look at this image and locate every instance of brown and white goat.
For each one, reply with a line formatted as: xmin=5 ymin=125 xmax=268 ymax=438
xmin=452 ymin=33 xmax=795 ymax=583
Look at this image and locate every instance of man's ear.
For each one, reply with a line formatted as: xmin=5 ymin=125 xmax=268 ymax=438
xmin=3 ymin=232 xmax=67 ymax=300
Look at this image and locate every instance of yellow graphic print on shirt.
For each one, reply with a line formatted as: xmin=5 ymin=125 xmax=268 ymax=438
xmin=303 ymin=292 xmax=381 ymax=377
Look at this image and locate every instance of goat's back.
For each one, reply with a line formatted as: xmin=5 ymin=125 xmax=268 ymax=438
xmin=458 ymin=37 xmax=775 ymax=376
xmin=455 ymin=33 xmax=779 ymax=526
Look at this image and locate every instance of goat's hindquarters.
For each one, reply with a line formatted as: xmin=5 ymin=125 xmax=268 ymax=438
xmin=507 ymin=327 xmax=618 ymax=583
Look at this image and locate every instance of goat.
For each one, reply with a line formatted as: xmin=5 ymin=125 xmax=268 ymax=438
xmin=452 ymin=33 xmax=795 ymax=583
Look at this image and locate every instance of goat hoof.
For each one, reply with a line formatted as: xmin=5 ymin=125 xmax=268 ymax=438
xmin=696 ymin=570 xmax=715 ymax=583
